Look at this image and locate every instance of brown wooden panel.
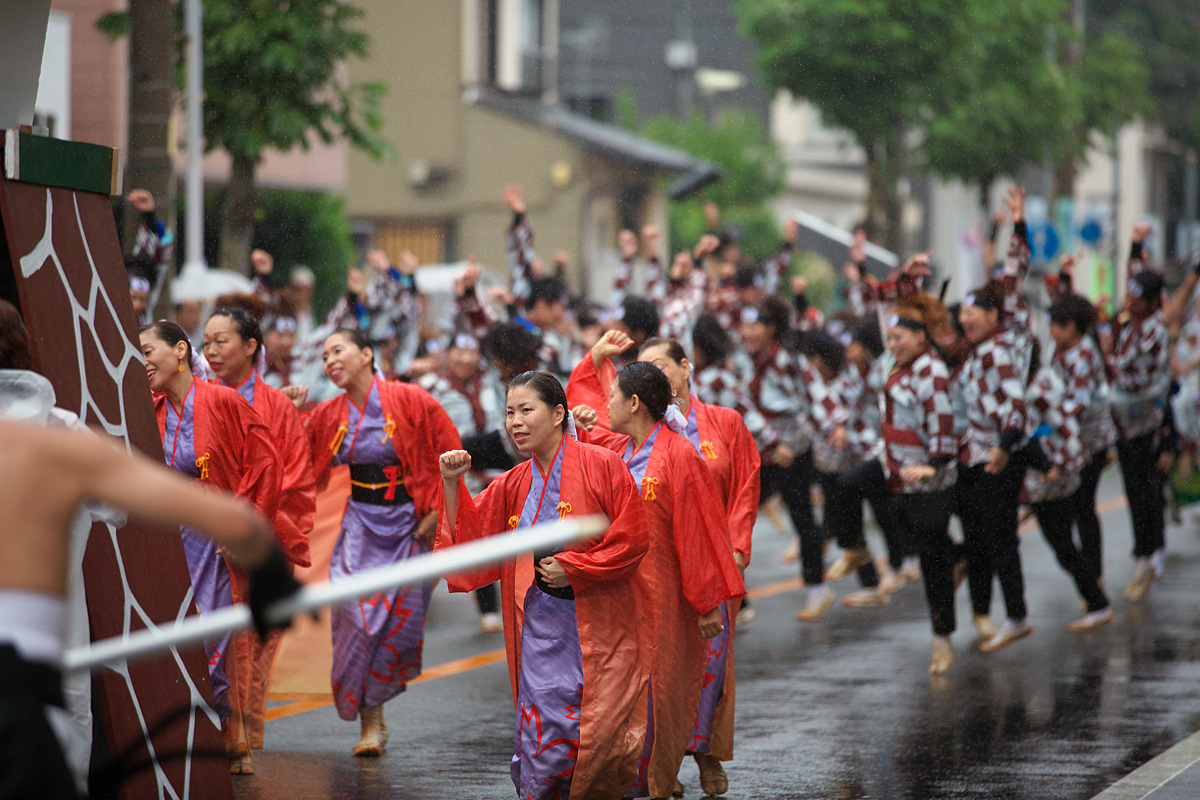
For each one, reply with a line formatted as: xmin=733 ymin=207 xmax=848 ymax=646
xmin=375 ymin=220 xmax=446 ymax=267
xmin=0 ymin=177 xmax=232 ymax=799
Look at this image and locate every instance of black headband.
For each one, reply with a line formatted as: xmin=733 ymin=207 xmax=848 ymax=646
xmin=888 ymin=314 xmax=924 ymax=332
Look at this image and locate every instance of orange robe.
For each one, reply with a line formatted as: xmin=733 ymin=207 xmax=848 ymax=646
xmin=581 ymin=421 xmax=745 ymax=796
xmin=437 ymin=434 xmax=654 ymax=800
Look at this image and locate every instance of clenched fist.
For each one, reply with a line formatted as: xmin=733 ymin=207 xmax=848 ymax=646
xmin=440 ymin=449 xmax=473 ymax=481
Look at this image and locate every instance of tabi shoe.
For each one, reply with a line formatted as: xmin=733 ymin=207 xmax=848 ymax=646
xmin=900 ymin=556 xmax=922 ymax=583
xmin=824 ymin=548 xmax=872 ymax=583
xmin=841 ymin=588 xmax=887 ymax=608
xmin=1150 ymin=548 xmax=1166 ymax=581
xmin=229 ymin=753 xmax=254 ymax=775
xmin=672 ymin=777 xmax=685 ymax=797
xmin=1067 ymin=607 xmax=1114 ymax=633
xmin=973 ymin=614 xmax=997 ymax=641
xmin=796 ymin=586 xmax=835 ymax=622
xmin=735 ymin=604 xmax=756 ymax=626
xmin=695 ymin=753 xmax=729 ymax=796
xmin=353 ymin=704 xmax=388 ymax=757
xmin=479 ymin=612 xmax=503 ymax=633
xmin=780 ymin=539 xmax=800 ymax=565
xmin=979 ymin=619 xmax=1034 ymax=653
xmin=1123 ymin=558 xmax=1152 ymax=601
xmin=878 ymin=566 xmax=907 ymax=595
xmin=929 ymin=636 xmax=953 ymax=676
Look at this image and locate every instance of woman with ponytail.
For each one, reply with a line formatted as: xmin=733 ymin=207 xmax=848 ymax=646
xmin=437 ymin=371 xmax=653 ymax=800
xmin=824 ymin=294 xmax=961 ymax=674
xmin=570 ymin=341 xmax=744 ymax=799
xmin=296 ymin=328 xmax=461 ymax=757
xmin=203 ymin=306 xmax=316 ymax=756
xmin=138 ymin=320 xmax=283 ymax=773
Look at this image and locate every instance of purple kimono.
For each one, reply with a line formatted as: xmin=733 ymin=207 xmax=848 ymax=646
xmin=512 ymin=441 xmax=585 ymax=800
xmin=330 ymin=382 xmax=432 ymax=721
xmin=682 ymin=404 xmax=730 ymax=755
xmin=164 ymin=389 xmax=235 ymax=722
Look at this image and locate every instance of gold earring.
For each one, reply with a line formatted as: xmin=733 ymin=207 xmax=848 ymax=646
xmin=178 ymin=362 xmax=185 ymax=372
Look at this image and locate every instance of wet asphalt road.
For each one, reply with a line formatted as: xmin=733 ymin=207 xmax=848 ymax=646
xmin=232 ymin=468 xmax=1200 ymax=799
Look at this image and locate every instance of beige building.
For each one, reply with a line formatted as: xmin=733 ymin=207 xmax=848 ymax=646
xmin=343 ymin=0 xmax=712 ymax=298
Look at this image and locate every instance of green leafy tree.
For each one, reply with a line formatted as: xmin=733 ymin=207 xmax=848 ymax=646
xmin=620 ymin=91 xmax=785 ymax=261
xmin=198 ymin=0 xmax=388 ymax=274
xmin=98 ymin=0 xmax=388 ymax=275
xmin=735 ymin=0 xmax=969 ymax=251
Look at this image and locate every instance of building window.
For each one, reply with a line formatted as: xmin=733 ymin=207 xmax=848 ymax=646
xmin=490 ymin=0 xmax=544 ymax=95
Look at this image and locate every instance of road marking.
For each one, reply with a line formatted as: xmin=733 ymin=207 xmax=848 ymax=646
xmin=266 ymin=494 xmax=1135 ymax=722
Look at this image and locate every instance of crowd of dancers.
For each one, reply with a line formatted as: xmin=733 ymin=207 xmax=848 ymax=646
xmin=100 ymin=182 xmax=1200 ymax=798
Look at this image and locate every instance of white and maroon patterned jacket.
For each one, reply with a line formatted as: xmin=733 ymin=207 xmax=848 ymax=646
xmin=1051 ymin=334 xmax=1116 ymax=456
xmin=506 ymin=212 xmax=537 ymax=305
xmin=809 ymin=367 xmax=852 ymax=474
xmin=658 ymin=269 xmax=708 ymax=343
xmin=1108 ymin=311 xmax=1170 ymax=439
xmin=840 ymin=360 xmax=883 ymax=460
xmin=954 ymin=327 xmax=1028 ymax=467
xmin=745 ymin=341 xmax=813 ymax=455
xmin=693 ymin=364 xmax=781 ymax=455
xmin=1023 ymin=366 xmax=1085 ymax=503
xmin=880 ymin=349 xmax=958 ymax=493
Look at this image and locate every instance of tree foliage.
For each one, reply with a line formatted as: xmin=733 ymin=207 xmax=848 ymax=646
xmin=620 ymin=91 xmax=786 ymax=261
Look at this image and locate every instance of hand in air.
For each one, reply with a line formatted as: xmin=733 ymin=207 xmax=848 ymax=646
xmin=281 ymin=385 xmax=308 ymax=410
xmin=439 ymin=449 xmax=473 ymax=481
xmin=251 ymin=249 xmax=274 ymax=275
xmin=570 ymin=405 xmax=598 ymax=432
xmin=591 ymin=330 xmax=635 ymax=365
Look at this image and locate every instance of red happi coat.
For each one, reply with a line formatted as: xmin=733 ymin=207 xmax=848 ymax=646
xmin=304 ymin=378 xmax=462 ymax=519
xmin=216 ymin=373 xmax=316 ymax=567
xmin=436 ymin=434 xmax=653 ymax=800
xmin=581 ymin=422 xmax=745 ymax=797
xmin=566 ymin=353 xmax=617 ymax=428
xmin=153 ymin=379 xmax=283 ymax=526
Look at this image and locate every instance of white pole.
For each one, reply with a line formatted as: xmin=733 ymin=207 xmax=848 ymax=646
xmin=63 ymin=514 xmax=608 ymax=673
xmin=183 ymin=0 xmax=205 ymax=270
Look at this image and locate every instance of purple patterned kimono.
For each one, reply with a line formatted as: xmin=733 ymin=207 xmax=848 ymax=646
xmin=682 ymin=404 xmax=730 ymax=755
xmin=330 ymin=382 xmax=432 ymax=721
xmin=164 ymin=388 xmax=235 ymax=722
xmin=512 ymin=441 xmax=584 ymax=800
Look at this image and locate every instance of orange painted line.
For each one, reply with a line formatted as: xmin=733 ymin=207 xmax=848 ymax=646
xmin=265 ymin=648 xmax=508 ymax=722
xmin=746 ymin=576 xmax=803 ymax=600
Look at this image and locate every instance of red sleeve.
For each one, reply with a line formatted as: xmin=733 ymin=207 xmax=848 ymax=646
xmin=272 ymin=395 xmax=316 ymax=567
xmin=434 ymin=473 xmax=514 ymax=592
xmin=232 ymin=401 xmax=284 ymax=523
xmin=719 ymin=410 xmax=761 ymax=564
xmin=555 ymin=448 xmax=648 ymax=593
xmin=670 ymin=443 xmax=745 ymax=614
xmin=566 ymin=354 xmax=616 ymax=429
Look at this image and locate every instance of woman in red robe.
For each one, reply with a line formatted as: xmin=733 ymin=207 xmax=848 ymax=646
xmin=437 ymin=371 xmax=653 ymax=800
xmin=139 ymin=320 xmax=283 ymax=774
xmin=203 ymin=306 xmax=316 ymax=758
xmin=573 ymin=357 xmax=745 ymax=799
xmin=298 ymin=328 xmax=461 ymax=756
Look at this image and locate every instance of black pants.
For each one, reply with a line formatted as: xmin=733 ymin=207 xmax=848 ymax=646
xmin=1033 ymin=493 xmax=1110 ymax=612
xmin=0 ymin=646 xmax=80 ymax=800
xmin=957 ymin=461 xmax=1027 ymax=620
xmin=475 ymin=583 xmax=499 ymax=614
xmin=815 ymin=468 xmax=880 ymax=587
xmin=826 ymin=459 xmax=957 ymax=635
xmin=1074 ymin=449 xmax=1108 ymax=580
xmin=1116 ymin=432 xmax=1166 ymax=558
xmin=761 ymin=449 xmax=823 ymax=585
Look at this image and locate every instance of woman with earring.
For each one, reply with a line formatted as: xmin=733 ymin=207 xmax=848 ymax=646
xmin=571 ymin=353 xmax=744 ymax=800
xmin=138 ymin=320 xmax=283 ymax=773
xmin=292 ymin=328 xmax=460 ymax=757
xmin=437 ymin=371 xmax=653 ymax=800
xmin=203 ymin=305 xmax=316 ymax=758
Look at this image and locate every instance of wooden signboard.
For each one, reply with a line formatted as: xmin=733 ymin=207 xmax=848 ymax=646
xmin=0 ymin=129 xmax=232 ymax=799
